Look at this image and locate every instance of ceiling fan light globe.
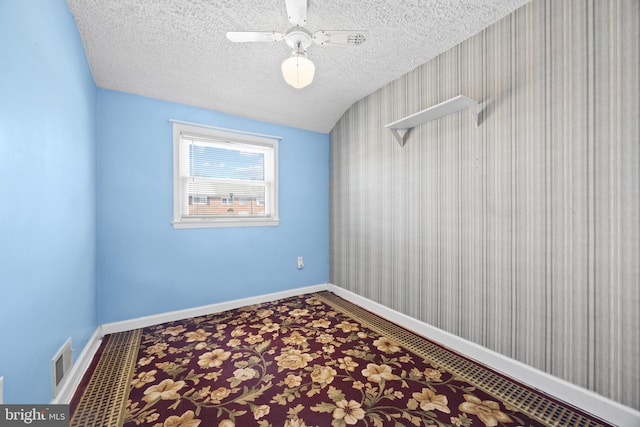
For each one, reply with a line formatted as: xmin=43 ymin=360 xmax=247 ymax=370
xmin=281 ymin=54 xmax=315 ymax=89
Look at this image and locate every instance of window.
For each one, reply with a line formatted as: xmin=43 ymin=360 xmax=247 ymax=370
xmin=172 ymin=123 xmax=279 ymax=228
xmin=190 ymin=196 xmax=209 ymax=205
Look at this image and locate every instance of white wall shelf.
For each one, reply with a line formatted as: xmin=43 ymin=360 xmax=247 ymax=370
xmin=385 ymin=95 xmax=480 ymax=146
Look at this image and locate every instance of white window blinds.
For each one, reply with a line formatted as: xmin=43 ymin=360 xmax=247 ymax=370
xmin=172 ymin=123 xmax=279 ymax=228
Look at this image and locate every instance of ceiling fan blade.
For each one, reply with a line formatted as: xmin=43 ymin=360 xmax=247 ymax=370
xmin=226 ymin=31 xmax=284 ymax=42
xmin=312 ymin=30 xmax=368 ymax=46
xmin=285 ymin=0 xmax=307 ymax=27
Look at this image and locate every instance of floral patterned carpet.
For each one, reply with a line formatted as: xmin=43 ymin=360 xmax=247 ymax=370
xmin=70 ymin=292 xmax=610 ymax=427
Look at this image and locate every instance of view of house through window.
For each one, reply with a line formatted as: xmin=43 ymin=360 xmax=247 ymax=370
xmin=186 ymin=141 xmax=267 ymax=216
xmin=172 ymin=123 xmax=279 ymax=228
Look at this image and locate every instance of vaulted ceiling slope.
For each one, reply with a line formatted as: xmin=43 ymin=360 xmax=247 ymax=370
xmin=67 ymin=0 xmax=528 ymax=133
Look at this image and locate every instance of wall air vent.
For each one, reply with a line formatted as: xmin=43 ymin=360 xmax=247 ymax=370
xmin=52 ymin=338 xmax=73 ymax=398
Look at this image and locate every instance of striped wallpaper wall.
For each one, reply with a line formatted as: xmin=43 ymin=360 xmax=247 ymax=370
xmin=330 ymin=0 xmax=639 ymax=410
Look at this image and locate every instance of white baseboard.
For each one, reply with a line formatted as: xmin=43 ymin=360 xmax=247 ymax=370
xmin=58 ymin=282 xmax=640 ymax=427
xmin=56 ymin=284 xmax=329 ymax=404
xmin=101 ymin=284 xmax=329 ymax=335
xmin=51 ymin=326 xmax=103 ymax=405
xmin=327 ymin=284 xmax=640 ymax=427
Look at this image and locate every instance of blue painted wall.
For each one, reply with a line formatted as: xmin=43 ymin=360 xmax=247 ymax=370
xmin=0 ymin=0 xmax=329 ymax=403
xmin=96 ymin=90 xmax=330 ymax=323
xmin=0 ymin=0 xmax=97 ymax=403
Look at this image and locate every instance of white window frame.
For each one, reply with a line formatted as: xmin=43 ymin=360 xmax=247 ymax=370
xmin=172 ymin=122 xmax=279 ymax=229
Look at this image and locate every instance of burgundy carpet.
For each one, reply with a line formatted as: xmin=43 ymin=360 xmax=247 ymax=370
xmin=70 ymin=292 xmax=611 ymax=427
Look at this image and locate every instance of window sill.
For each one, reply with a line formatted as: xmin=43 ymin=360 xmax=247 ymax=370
xmin=172 ymin=218 xmax=279 ymax=229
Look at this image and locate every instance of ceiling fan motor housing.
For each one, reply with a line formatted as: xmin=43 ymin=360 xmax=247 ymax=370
xmin=285 ymin=27 xmax=313 ymax=51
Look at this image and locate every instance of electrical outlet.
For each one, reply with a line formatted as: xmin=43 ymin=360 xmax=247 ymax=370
xmin=297 ymin=256 xmax=304 ymax=270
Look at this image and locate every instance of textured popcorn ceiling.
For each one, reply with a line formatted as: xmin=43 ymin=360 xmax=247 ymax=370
xmin=66 ymin=0 xmax=528 ymax=133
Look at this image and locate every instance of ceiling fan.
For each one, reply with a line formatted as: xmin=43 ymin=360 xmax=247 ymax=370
xmin=226 ymin=0 xmax=367 ymax=89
